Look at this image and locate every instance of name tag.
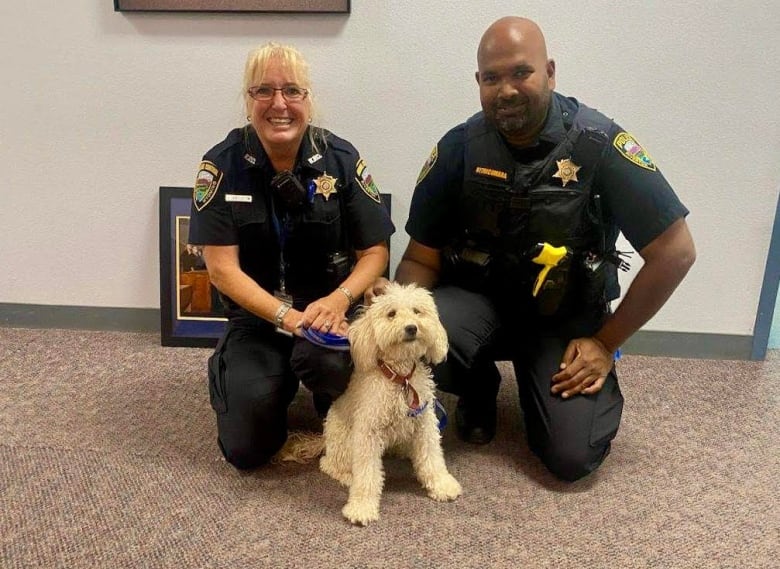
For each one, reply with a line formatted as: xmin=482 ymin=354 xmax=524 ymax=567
xmin=225 ymin=194 xmax=252 ymax=203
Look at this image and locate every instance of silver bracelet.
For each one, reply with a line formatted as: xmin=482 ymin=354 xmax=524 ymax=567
xmin=337 ymin=286 xmax=354 ymax=306
xmin=274 ymin=303 xmax=291 ymax=328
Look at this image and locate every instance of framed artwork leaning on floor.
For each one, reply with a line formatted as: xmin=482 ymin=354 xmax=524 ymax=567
xmin=159 ymin=186 xmax=227 ymax=347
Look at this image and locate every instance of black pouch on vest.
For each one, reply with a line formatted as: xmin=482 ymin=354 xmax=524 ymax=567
xmin=581 ymin=255 xmax=621 ymax=307
xmin=442 ymin=245 xmax=492 ymax=292
xmin=325 ymin=251 xmax=352 ymax=289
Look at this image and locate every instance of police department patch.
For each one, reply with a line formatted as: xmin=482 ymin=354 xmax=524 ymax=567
xmin=613 ymin=132 xmax=657 ymax=171
xmin=193 ymin=161 xmax=222 ymax=211
xmin=416 ymin=145 xmax=438 ymax=185
xmin=355 ymin=158 xmax=381 ymax=203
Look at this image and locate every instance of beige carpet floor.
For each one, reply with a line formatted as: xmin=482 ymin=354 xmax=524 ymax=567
xmin=1 ymin=327 xmax=778 ymax=568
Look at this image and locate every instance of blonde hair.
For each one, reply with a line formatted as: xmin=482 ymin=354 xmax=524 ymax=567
xmin=242 ymin=42 xmax=326 ymax=151
xmin=243 ymin=43 xmax=320 ymax=115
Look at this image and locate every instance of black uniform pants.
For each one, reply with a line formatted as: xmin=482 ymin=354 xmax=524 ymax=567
xmin=207 ymin=319 xmax=352 ymax=470
xmin=432 ymin=286 xmax=624 ymax=482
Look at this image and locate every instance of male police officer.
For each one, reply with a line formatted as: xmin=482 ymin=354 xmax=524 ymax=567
xmin=378 ymin=17 xmax=695 ymax=482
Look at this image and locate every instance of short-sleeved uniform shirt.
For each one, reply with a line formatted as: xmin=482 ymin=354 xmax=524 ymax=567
xmin=189 ymin=126 xmax=395 ymax=318
xmin=407 ymin=92 xmax=689 ymax=255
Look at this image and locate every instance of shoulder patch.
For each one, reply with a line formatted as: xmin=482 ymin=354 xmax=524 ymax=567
xmin=613 ymin=132 xmax=657 ymax=171
xmin=355 ymin=158 xmax=381 ymax=203
xmin=193 ymin=161 xmax=223 ymax=211
xmin=416 ymin=144 xmax=438 ymax=185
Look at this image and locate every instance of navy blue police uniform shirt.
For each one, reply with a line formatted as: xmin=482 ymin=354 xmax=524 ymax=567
xmin=407 ymin=92 xmax=689 ymax=255
xmin=188 ymin=126 xmax=395 ymax=318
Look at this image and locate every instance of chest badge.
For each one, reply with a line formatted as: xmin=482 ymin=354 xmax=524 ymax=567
xmin=313 ymin=172 xmax=338 ymax=201
xmin=552 ymin=157 xmax=581 ymax=187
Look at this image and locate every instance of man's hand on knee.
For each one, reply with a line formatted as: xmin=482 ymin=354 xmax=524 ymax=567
xmin=551 ymin=337 xmax=613 ymax=398
xmin=363 ymin=277 xmax=391 ymax=304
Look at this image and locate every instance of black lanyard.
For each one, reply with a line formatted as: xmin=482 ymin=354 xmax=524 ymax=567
xmin=269 ymin=196 xmax=290 ymax=294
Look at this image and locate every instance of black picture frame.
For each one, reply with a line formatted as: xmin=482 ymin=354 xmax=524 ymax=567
xmin=159 ymin=186 xmax=228 ymax=347
xmin=159 ymin=186 xmax=391 ymax=348
xmin=115 ymin=0 xmax=350 ymax=13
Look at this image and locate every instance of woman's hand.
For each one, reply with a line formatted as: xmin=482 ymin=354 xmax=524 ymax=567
xmin=279 ymin=307 xmax=305 ymax=337
xmin=300 ymin=292 xmax=349 ymax=336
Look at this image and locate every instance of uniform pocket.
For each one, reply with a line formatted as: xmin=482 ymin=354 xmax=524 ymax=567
xmin=302 ymin=194 xmax=341 ymax=223
xmin=588 ymin=372 xmax=624 ymax=447
xmin=207 ymin=330 xmax=231 ymax=414
xmin=528 ymin=187 xmax=589 ymax=246
xmin=295 ymin=198 xmax=343 ymax=253
xmin=231 ymin=200 xmax=267 ymax=228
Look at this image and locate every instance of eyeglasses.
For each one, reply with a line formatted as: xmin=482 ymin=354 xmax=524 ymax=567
xmin=247 ymin=85 xmax=309 ymax=102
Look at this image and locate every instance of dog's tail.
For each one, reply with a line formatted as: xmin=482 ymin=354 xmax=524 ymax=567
xmin=273 ymin=431 xmax=325 ymax=464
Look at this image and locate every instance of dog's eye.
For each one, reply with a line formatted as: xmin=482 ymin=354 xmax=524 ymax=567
xmin=413 ymin=308 xmax=421 ymax=315
xmin=387 ymin=309 xmax=396 ymax=318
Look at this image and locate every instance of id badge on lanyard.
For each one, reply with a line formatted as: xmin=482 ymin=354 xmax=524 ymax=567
xmin=272 ymin=199 xmax=293 ymax=336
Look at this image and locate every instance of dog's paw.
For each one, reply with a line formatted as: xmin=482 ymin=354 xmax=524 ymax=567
xmin=320 ymin=456 xmax=352 ymax=487
xmin=427 ymin=473 xmax=462 ymax=502
xmin=342 ymin=500 xmax=380 ymax=526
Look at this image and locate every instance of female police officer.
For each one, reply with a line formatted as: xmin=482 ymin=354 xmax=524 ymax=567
xmin=188 ymin=43 xmax=394 ymax=469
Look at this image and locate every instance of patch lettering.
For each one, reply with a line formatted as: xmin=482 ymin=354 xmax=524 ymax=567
xmin=415 ymin=145 xmax=438 ymax=185
xmin=355 ymin=158 xmax=381 ymax=203
xmin=193 ymin=161 xmax=222 ymax=211
xmin=613 ymin=132 xmax=657 ymax=171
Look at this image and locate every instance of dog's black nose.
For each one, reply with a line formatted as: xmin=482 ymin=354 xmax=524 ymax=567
xmin=404 ymin=324 xmax=418 ymax=337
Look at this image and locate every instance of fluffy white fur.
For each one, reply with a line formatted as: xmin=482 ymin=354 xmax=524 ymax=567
xmin=319 ymin=282 xmax=462 ymax=525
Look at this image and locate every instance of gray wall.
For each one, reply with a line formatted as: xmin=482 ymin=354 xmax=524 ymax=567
xmin=1 ymin=1 xmax=779 ymax=349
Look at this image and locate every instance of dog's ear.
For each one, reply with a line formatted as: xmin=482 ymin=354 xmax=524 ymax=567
xmin=425 ymin=290 xmax=449 ymax=364
xmin=425 ymin=304 xmax=449 ymax=365
xmin=348 ymin=311 xmax=378 ymax=371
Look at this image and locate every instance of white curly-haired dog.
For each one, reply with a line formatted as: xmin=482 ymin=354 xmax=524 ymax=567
xmin=322 ymin=282 xmax=462 ymax=525
xmin=280 ymin=282 xmax=461 ymax=525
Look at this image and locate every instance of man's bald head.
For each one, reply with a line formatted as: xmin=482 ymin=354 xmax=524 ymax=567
xmin=478 ymin=17 xmax=549 ymax=68
xmin=475 ymin=17 xmax=555 ymax=147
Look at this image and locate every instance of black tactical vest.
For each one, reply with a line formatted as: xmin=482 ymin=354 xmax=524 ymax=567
xmin=447 ymin=103 xmax=618 ymax=314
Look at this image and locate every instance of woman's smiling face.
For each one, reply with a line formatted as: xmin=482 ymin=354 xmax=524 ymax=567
xmin=247 ymin=58 xmax=311 ymax=158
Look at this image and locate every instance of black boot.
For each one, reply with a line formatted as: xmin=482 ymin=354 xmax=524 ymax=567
xmin=455 ymin=393 xmax=497 ymax=444
xmin=312 ymin=392 xmax=332 ymax=419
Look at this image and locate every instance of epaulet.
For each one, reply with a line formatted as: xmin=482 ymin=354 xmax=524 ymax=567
xmin=321 ymin=129 xmax=356 ymax=155
xmin=203 ymin=128 xmax=245 ymax=162
xmin=463 ymin=111 xmax=488 ymax=142
xmin=572 ymin=105 xmax=614 ymax=135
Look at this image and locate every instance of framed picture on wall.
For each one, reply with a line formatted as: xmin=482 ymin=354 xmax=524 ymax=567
xmin=159 ymin=186 xmax=227 ymax=347
xmin=115 ymin=1 xmax=350 ymax=13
